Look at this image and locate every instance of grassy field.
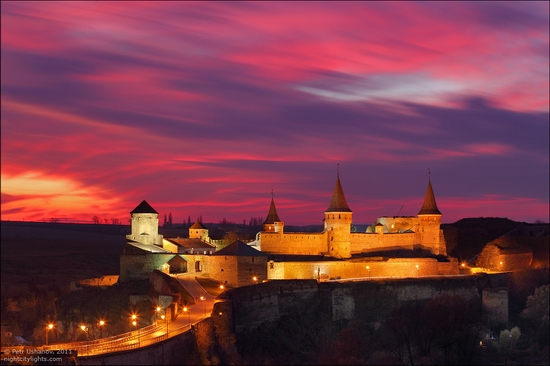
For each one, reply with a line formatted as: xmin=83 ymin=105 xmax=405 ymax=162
xmin=1 ymin=221 xmax=127 ymax=287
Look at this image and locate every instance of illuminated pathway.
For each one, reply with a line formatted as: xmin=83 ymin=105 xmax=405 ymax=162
xmin=31 ymin=275 xmax=216 ymax=357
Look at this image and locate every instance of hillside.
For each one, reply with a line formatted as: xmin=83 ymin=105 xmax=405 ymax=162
xmin=1 ymin=221 xmax=127 ymax=287
xmin=441 ymin=217 xmax=548 ymax=262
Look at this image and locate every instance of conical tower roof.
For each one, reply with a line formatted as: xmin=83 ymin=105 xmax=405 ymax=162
xmin=418 ymin=178 xmax=441 ymax=215
xmin=263 ymin=196 xmax=281 ymax=225
xmin=326 ymin=174 xmax=352 ymax=212
xmin=130 ymin=200 xmax=158 ymax=214
xmin=190 ymin=221 xmax=208 ymax=229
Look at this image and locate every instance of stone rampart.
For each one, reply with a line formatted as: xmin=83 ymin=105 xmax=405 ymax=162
xmin=70 ymin=275 xmax=119 ymax=290
xmin=267 ymin=257 xmax=458 ymax=281
xmin=220 ymin=276 xmax=486 ymax=332
xmin=119 ymin=254 xmax=176 ymax=282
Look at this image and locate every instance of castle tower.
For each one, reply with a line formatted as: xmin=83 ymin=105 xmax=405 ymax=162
xmin=325 ymin=169 xmax=352 ymax=258
xmin=189 ymin=220 xmax=210 ymax=242
xmin=417 ymin=176 xmax=446 ymax=255
xmin=126 ymin=200 xmax=163 ymax=245
xmin=263 ymin=192 xmax=284 ymax=233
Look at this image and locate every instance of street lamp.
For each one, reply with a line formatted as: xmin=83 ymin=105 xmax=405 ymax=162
xmin=98 ymin=320 xmax=105 ymax=339
xmin=366 ymin=265 xmax=370 ymax=279
xmin=415 ymin=264 xmax=419 ymax=277
xmin=183 ymin=307 xmax=190 ymax=328
xmin=46 ymin=323 xmax=54 ymax=345
xmin=131 ymin=318 xmax=140 ymax=347
xmin=252 ymin=276 xmax=258 ymax=283
xmin=80 ymin=325 xmax=89 ymax=340
xmin=161 ymin=314 xmax=168 ymax=336
xmin=200 ymin=296 xmax=207 ymax=316
xmin=156 ymin=306 xmax=161 ymax=325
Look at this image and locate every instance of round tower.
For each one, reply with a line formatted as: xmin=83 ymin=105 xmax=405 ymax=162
xmin=324 ymin=170 xmax=352 ymax=258
xmin=263 ymin=192 xmax=284 ymax=233
xmin=417 ymin=176 xmax=445 ymax=255
xmin=127 ymin=200 xmax=163 ymax=245
xmin=189 ymin=220 xmax=210 ymax=242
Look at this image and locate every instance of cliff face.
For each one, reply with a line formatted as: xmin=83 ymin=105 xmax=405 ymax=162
xmin=206 ymin=277 xmax=491 ymax=364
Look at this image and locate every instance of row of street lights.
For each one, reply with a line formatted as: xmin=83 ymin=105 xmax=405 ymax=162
xmin=45 ymin=319 xmax=106 ymax=345
xmin=45 ymin=299 xmax=212 ymax=346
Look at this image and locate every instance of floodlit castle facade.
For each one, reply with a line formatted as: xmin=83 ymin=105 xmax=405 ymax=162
xmin=120 ymin=172 xmax=458 ymax=285
xmin=256 ymin=173 xmax=446 ymax=259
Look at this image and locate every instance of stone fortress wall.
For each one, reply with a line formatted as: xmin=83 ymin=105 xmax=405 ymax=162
xmin=70 ymin=275 xmax=120 ymax=291
xmin=267 ymin=256 xmax=459 ymax=281
xmin=216 ymin=275 xmax=506 ymax=334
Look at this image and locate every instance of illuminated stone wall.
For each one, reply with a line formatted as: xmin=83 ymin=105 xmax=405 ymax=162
xmin=259 ymin=218 xmax=446 ymax=258
xmin=267 ymin=257 xmax=459 ymax=281
xmin=208 ymin=255 xmax=268 ymax=287
xmin=259 ymin=231 xmax=327 ymax=255
xmin=476 ymin=244 xmax=533 ymax=271
xmin=350 ymin=232 xmax=417 ymax=253
xmin=120 ymin=253 xmax=208 ymax=282
xmin=127 ymin=213 xmax=163 ymax=245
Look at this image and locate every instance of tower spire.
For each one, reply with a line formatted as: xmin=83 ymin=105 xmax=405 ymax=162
xmin=418 ymin=173 xmax=441 ymax=215
xmin=326 ymin=168 xmax=352 ymax=212
xmin=263 ymin=191 xmax=281 ymax=225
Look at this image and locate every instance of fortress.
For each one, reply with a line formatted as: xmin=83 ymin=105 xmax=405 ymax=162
xmin=254 ymin=172 xmax=446 ymax=258
xmin=120 ymin=172 xmax=459 ymax=285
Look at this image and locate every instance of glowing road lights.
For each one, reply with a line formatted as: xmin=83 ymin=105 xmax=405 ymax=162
xmin=416 ymin=264 xmax=419 ymax=277
xmin=184 ymin=306 xmax=190 ymax=326
xmin=366 ymin=265 xmax=370 ymax=278
xmin=98 ymin=320 xmax=105 ymax=338
xmin=200 ymin=296 xmax=207 ymax=316
xmin=130 ymin=315 xmax=140 ymax=346
xmin=252 ymin=276 xmax=258 ymax=283
xmin=80 ymin=325 xmax=89 ymax=341
xmin=46 ymin=323 xmax=54 ymax=345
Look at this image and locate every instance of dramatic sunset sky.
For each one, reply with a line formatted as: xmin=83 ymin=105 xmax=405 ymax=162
xmin=1 ymin=1 xmax=548 ymax=226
